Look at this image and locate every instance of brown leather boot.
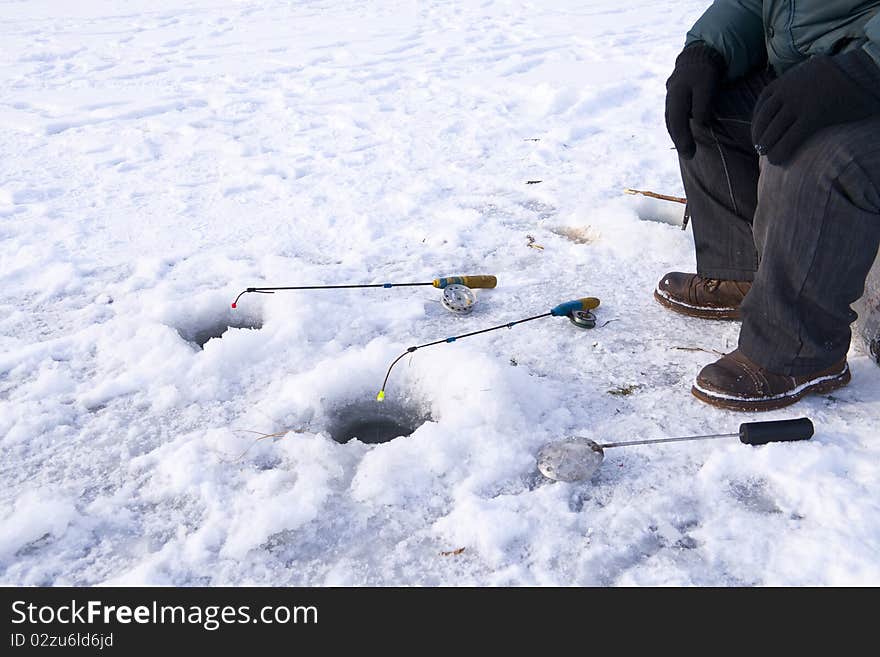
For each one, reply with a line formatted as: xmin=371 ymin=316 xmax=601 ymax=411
xmin=692 ymin=349 xmax=850 ymax=411
xmin=654 ymin=272 xmax=751 ymax=320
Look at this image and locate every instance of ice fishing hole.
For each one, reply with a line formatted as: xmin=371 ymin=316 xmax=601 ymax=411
xmin=328 ymin=401 xmax=430 ymax=445
xmin=633 ymin=200 xmax=686 ymax=227
xmin=178 ymin=313 xmax=263 ymax=349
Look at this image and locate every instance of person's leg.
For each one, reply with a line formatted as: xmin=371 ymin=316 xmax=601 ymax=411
xmin=680 ymin=71 xmax=774 ymax=280
xmin=739 ymin=115 xmax=880 ymax=375
xmin=692 ymin=115 xmax=880 ymax=410
xmin=656 ymin=71 xmax=775 ymax=320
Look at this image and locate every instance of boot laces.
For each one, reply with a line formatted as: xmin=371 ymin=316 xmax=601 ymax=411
xmin=703 ymin=278 xmax=721 ymax=293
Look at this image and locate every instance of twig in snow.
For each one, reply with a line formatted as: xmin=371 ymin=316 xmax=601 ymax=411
xmin=222 ymin=427 xmax=308 ymax=463
xmin=440 ymin=547 xmax=466 ymax=557
xmin=624 ymin=188 xmax=687 ymax=204
xmin=672 ymin=346 xmax=725 ymax=356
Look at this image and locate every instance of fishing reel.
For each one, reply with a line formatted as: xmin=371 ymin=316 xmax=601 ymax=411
xmin=434 ymin=276 xmax=498 ymax=315
xmin=440 ymin=284 xmax=477 ymax=315
xmin=568 ymin=309 xmax=597 ymax=329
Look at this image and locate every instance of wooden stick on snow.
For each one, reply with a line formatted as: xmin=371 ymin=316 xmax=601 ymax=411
xmin=624 ymin=188 xmax=687 ymax=204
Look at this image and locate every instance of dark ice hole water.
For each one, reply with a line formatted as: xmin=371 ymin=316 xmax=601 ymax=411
xmin=328 ymin=401 xmax=428 ymax=444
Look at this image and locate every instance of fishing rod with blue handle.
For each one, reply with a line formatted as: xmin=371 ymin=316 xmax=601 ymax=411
xmin=377 ymin=297 xmax=601 ymax=401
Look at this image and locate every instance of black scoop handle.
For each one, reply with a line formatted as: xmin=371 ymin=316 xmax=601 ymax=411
xmin=739 ymin=418 xmax=814 ymax=445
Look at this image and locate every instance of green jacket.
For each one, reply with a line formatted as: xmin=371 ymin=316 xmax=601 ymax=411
xmin=686 ymin=0 xmax=880 ymax=78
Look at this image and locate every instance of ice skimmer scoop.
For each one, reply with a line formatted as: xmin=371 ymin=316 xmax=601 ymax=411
xmin=537 ymin=418 xmax=815 ymax=482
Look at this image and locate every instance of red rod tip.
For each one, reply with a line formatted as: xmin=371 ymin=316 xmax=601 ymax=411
xmin=231 ymin=303 xmax=237 ymax=309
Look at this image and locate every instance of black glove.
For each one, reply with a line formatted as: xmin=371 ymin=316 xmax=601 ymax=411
xmin=752 ymin=50 xmax=880 ymax=165
xmin=665 ymin=43 xmax=727 ymax=159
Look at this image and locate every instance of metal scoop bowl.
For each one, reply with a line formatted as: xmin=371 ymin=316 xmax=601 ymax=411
xmin=536 ymin=437 xmax=605 ymax=482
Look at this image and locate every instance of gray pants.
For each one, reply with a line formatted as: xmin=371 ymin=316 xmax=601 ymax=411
xmin=681 ymin=71 xmax=880 ymax=376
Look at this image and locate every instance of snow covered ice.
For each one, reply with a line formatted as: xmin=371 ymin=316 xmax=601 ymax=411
xmin=2 ymin=0 xmax=879 ymax=586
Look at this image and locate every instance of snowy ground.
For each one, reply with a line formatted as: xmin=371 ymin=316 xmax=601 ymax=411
xmin=1 ymin=0 xmax=878 ymax=586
